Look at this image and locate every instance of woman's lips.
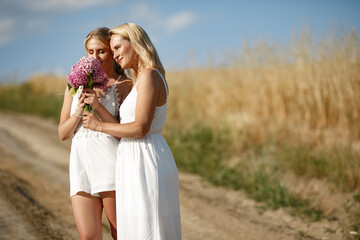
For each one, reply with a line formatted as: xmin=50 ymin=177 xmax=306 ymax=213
xmin=116 ymin=57 xmax=123 ymax=65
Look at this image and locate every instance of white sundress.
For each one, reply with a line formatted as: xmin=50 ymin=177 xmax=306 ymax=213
xmin=116 ymin=69 xmax=182 ymax=239
xmin=69 ymin=78 xmax=121 ymax=197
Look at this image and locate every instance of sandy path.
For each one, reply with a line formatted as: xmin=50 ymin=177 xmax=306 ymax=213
xmin=0 ymin=112 xmax=342 ymax=239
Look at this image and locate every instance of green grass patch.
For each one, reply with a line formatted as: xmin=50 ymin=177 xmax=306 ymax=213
xmin=2 ymin=82 xmax=358 ymax=225
xmin=165 ymin=125 xmax=323 ymax=220
xmin=0 ymin=83 xmax=63 ymax=120
xmin=278 ymin=144 xmax=360 ymax=192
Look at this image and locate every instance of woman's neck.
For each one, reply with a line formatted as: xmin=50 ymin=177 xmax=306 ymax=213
xmin=106 ymin=71 xmax=120 ymax=81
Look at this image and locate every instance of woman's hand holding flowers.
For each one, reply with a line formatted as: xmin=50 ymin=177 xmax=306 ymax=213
xmin=66 ymin=56 xmax=109 ymax=113
xmin=75 ymin=94 xmax=86 ymax=117
xmin=83 ymin=111 xmax=103 ymax=131
xmin=83 ymin=88 xmax=101 ymax=111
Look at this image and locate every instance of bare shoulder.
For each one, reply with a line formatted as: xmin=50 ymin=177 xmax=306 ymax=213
xmin=115 ymin=77 xmax=133 ymax=97
xmin=137 ymin=68 xmax=164 ymax=87
xmin=116 ymin=77 xmax=133 ymax=88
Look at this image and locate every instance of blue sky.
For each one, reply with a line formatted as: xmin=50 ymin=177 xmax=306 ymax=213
xmin=0 ymin=0 xmax=359 ymax=82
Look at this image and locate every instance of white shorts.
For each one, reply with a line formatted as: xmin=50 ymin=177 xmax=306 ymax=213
xmin=69 ymin=130 xmax=119 ymax=197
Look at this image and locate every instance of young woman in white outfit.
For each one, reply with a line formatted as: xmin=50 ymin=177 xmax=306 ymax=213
xmin=82 ymin=23 xmax=182 ymax=240
xmin=58 ymin=27 xmax=133 ymax=240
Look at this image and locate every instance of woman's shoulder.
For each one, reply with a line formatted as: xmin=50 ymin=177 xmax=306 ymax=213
xmin=140 ymin=68 xmax=164 ymax=77
xmin=138 ymin=68 xmax=165 ymax=85
xmin=115 ymin=77 xmax=133 ymax=97
xmin=116 ymin=77 xmax=133 ymax=86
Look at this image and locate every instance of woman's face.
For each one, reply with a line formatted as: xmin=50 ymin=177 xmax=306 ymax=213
xmin=110 ymin=34 xmax=137 ymax=70
xmin=86 ymin=38 xmax=113 ymax=74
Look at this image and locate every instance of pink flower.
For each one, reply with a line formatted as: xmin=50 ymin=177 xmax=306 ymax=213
xmin=66 ymin=57 xmax=108 ymax=112
xmin=93 ymin=77 xmax=110 ymax=89
xmin=67 ymin=57 xmax=107 ymax=89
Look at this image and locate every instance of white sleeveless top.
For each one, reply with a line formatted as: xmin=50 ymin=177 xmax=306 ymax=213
xmin=119 ymin=69 xmax=168 ymax=135
xmin=70 ymin=77 xmax=121 ymax=137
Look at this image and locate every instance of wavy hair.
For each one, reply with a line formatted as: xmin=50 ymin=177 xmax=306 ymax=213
xmin=84 ymin=27 xmax=123 ymax=75
xmin=109 ymin=23 xmax=165 ymax=79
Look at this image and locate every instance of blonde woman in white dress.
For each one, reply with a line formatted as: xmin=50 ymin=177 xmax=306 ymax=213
xmin=58 ymin=27 xmax=132 ymax=239
xmin=83 ymin=23 xmax=182 ymax=240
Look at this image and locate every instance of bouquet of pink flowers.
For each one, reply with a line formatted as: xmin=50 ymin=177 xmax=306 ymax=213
xmin=67 ymin=56 xmax=109 ymax=112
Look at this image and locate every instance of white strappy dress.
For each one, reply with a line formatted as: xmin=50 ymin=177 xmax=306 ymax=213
xmin=69 ymin=78 xmax=121 ymax=197
xmin=116 ymin=69 xmax=182 ymax=239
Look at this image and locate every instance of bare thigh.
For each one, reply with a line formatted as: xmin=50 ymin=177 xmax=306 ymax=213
xmin=71 ymin=192 xmax=103 ymax=240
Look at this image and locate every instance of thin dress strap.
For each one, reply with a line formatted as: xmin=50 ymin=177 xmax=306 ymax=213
xmin=114 ymin=75 xmax=122 ymax=120
xmin=114 ymin=75 xmax=121 ymax=85
xmin=153 ymin=69 xmax=168 ymax=96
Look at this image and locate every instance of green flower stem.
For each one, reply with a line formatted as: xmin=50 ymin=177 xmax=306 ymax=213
xmin=84 ymin=72 xmax=94 ymax=112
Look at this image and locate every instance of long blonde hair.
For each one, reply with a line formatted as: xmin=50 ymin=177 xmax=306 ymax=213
xmin=84 ymin=27 xmax=123 ymax=75
xmin=109 ymin=23 xmax=165 ymax=79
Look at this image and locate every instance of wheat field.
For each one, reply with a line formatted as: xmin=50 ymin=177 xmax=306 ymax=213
xmin=164 ymin=28 xmax=360 ymax=232
xmin=166 ymin=28 xmax=360 ymax=185
xmin=1 ymin=27 xmax=359 ymax=234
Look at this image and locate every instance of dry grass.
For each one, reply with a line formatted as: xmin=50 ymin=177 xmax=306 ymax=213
xmin=166 ymin=27 xmax=360 ymax=172
xmin=165 ymin=28 xmax=360 ymax=230
xmin=27 ymin=74 xmax=67 ymax=94
xmin=168 ymin=44 xmax=360 ymax=148
xmin=2 ymin=26 xmax=359 ymax=233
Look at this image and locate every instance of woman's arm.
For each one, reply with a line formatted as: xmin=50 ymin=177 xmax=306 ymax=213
xmin=83 ymin=69 xmax=163 ymax=138
xmin=83 ymin=79 xmax=133 ymax=124
xmin=82 ymin=88 xmax=119 ymax=124
xmin=58 ymin=87 xmax=85 ymax=141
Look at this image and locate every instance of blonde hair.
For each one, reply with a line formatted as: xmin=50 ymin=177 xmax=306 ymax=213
xmin=109 ymin=23 xmax=165 ymax=79
xmin=84 ymin=27 xmax=123 ymax=75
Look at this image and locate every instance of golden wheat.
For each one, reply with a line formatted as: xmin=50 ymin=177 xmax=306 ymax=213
xmin=2 ymin=28 xmax=359 ymax=226
xmin=165 ymin=31 xmax=360 ymax=222
xmin=12 ymin=28 xmax=360 ymax=188
xmin=27 ymin=74 xmax=67 ymax=94
xmin=22 ymin=30 xmax=360 ymax=153
xmin=167 ymin=29 xmax=360 ymax=152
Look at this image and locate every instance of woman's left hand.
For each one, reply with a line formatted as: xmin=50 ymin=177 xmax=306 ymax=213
xmin=83 ymin=88 xmax=101 ymax=110
xmin=83 ymin=111 xmax=103 ymax=131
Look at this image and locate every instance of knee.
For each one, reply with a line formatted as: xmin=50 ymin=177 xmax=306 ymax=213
xmin=78 ymin=229 xmax=101 ymax=240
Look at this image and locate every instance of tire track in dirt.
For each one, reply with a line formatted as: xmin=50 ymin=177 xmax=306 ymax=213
xmin=0 ymin=130 xmax=79 ymax=239
xmin=0 ymin=112 xmax=111 ymax=239
xmin=0 ymin=167 xmax=70 ymax=239
xmin=0 ymin=112 xmax=343 ymax=240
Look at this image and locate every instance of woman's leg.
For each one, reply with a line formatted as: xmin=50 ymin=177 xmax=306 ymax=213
xmin=71 ymin=192 xmax=103 ymax=240
xmin=100 ymin=191 xmax=117 ymax=240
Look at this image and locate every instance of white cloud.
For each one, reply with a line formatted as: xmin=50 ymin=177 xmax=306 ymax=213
xmin=0 ymin=1 xmax=198 ymax=47
xmin=128 ymin=2 xmax=154 ymax=20
xmin=33 ymin=66 xmax=65 ymax=76
xmin=0 ymin=18 xmax=15 ymax=31
xmin=125 ymin=2 xmax=197 ymax=35
xmin=24 ymin=0 xmax=115 ymax=12
xmin=0 ymin=0 xmax=115 ymax=13
xmin=0 ymin=0 xmax=116 ymax=46
xmin=165 ymin=11 xmax=197 ymax=33
xmin=0 ymin=18 xmax=16 ymax=45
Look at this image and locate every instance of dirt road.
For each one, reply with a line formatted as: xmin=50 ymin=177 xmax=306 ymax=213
xmin=0 ymin=112 xmax=342 ymax=239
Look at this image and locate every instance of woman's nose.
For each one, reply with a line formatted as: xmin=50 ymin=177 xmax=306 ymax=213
xmin=94 ymin=52 xmax=101 ymax=60
xmin=113 ymin=50 xmax=119 ymax=60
